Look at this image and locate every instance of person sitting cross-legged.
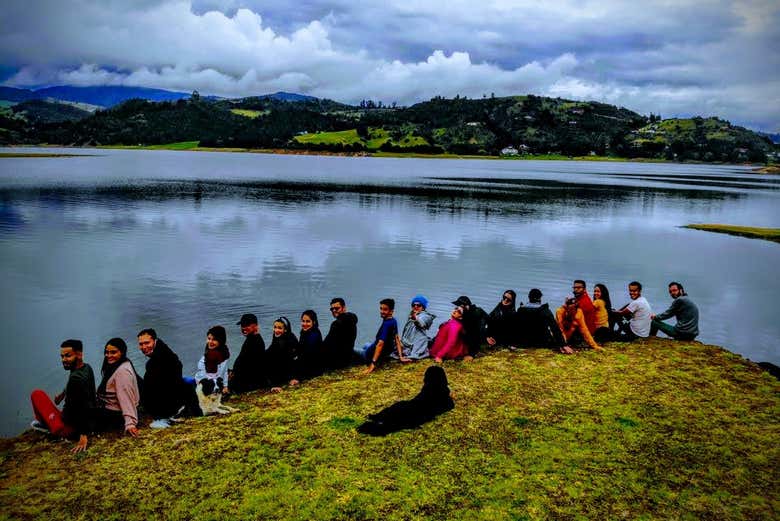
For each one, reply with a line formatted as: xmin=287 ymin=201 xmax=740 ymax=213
xmin=556 ymin=297 xmax=602 ymax=353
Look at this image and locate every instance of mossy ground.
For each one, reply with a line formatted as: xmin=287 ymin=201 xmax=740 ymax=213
xmin=1 ymin=339 xmax=778 ymax=520
xmin=685 ymin=224 xmax=780 ymax=244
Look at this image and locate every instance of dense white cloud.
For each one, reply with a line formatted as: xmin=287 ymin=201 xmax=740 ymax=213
xmin=1 ymin=0 xmax=777 ymax=131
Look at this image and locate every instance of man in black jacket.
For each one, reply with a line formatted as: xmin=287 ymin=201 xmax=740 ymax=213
xmin=137 ymin=328 xmax=185 ymax=426
xmin=229 ymin=313 xmax=267 ymax=393
xmin=514 ymin=288 xmax=566 ymax=349
xmin=323 ymin=297 xmax=359 ymax=369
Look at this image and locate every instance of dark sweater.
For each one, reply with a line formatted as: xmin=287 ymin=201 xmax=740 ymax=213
xmin=62 ymin=364 xmax=96 ymax=435
xmin=514 ymin=303 xmax=565 ymax=348
xmin=265 ymin=333 xmax=297 ymax=387
xmin=323 ymin=312 xmax=358 ymax=369
xmin=141 ymin=339 xmax=184 ymax=419
xmin=462 ymin=305 xmax=488 ymax=355
xmin=656 ymin=296 xmax=700 ymax=337
xmin=295 ymin=328 xmax=324 ymax=380
xmin=230 ymin=333 xmax=266 ymax=393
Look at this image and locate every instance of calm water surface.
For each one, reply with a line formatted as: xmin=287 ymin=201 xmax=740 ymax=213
xmin=1 ymin=147 xmax=779 ymax=436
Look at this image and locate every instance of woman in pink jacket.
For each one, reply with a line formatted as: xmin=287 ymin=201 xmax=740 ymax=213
xmin=95 ymin=338 xmax=141 ymax=436
xmin=429 ymin=305 xmax=469 ymax=362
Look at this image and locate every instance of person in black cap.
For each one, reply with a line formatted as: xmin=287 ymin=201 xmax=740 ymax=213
xmin=228 ymin=313 xmax=267 ymax=394
xmin=452 ymin=296 xmax=488 ymax=359
xmin=513 ymin=289 xmax=566 ymax=349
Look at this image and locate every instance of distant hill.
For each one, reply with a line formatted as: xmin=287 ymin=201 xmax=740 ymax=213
xmin=0 ymin=91 xmax=772 ymax=162
xmin=629 ymin=117 xmax=773 ymax=162
xmin=11 ymin=99 xmax=92 ymax=124
xmin=0 ymin=85 xmax=321 ymax=108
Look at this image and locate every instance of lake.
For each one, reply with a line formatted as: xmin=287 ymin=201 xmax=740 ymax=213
xmin=1 ymin=147 xmax=779 ymax=436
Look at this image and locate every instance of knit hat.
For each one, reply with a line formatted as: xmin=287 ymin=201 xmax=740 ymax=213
xmin=411 ymin=294 xmax=429 ymax=309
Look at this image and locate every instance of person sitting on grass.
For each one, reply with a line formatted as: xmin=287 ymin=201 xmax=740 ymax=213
xmin=356 ymin=298 xmax=402 ymax=374
xmin=229 ymin=313 xmax=266 ymax=394
xmin=194 ymin=325 xmax=230 ymax=393
xmin=650 ymin=282 xmax=699 ymax=340
xmin=614 ymin=281 xmax=653 ymax=341
xmin=357 ymin=365 xmax=454 ymax=436
xmin=392 ymin=294 xmax=435 ymax=361
xmin=592 ymin=283 xmax=615 ymax=343
xmin=452 ymin=296 xmax=487 ymax=360
xmin=555 ymin=297 xmax=602 ymax=353
xmin=323 ymin=298 xmax=359 ymax=370
xmin=265 ymin=317 xmax=300 ymax=392
xmin=513 ymin=288 xmax=566 ymax=350
xmin=137 ymin=328 xmax=187 ymax=428
xmin=486 ymin=289 xmax=517 ymax=348
xmin=429 ymin=305 xmax=470 ymax=362
xmin=30 ymin=339 xmax=96 ymax=453
xmin=94 ymin=338 xmax=140 ymax=438
xmin=295 ymin=309 xmax=326 ymax=380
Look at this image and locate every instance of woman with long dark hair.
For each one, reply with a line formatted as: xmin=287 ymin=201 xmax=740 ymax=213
xmin=266 ymin=317 xmax=299 ymax=391
xmin=592 ymin=283 xmax=614 ymax=343
xmin=95 ymin=337 xmax=140 ymax=436
xmin=486 ymin=289 xmax=516 ymax=348
xmin=296 ymin=309 xmax=324 ymax=380
xmin=195 ymin=325 xmax=230 ymax=393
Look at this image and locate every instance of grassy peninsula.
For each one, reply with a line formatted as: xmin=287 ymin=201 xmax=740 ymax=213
xmin=1 ymin=339 xmax=778 ymax=520
xmin=685 ymin=224 xmax=780 ymax=243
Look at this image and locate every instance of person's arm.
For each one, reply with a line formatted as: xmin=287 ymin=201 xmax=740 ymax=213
xmin=395 ymin=334 xmax=410 ymax=362
xmin=363 ymin=340 xmax=384 ymax=374
xmin=114 ymin=366 xmax=140 ymax=436
xmin=616 ymin=302 xmax=634 ymax=316
xmin=653 ymin=299 xmax=678 ymax=321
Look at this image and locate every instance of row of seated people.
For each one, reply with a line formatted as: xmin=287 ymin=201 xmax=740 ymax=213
xmin=29 ymin=281 xmax=698 ymax=451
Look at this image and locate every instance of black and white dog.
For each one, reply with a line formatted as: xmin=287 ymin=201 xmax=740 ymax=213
xmin=195 ymin=377 xmax=238 ymax=415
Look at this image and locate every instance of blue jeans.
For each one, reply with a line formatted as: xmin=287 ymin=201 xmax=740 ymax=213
xmin=355 ymin=342 xmax=377 ymax=363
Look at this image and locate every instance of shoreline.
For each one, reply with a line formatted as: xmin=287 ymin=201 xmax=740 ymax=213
xmin=684 ymin=224 xmax=780 ymax=243
xmin=1 ymin=144 xmax=772 ymax=167
xmin=2 ymin=338 xmax=778 ymax=520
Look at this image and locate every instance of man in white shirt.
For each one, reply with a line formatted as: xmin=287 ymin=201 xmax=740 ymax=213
xmin=615 ymin=281 xmax=653 ymax=340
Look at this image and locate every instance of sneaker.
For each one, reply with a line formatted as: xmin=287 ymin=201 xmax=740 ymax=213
xmin=30 ymin=420 xmax=50 ymax=433
xmin=149 ymin=419 xmax=171 ymax=429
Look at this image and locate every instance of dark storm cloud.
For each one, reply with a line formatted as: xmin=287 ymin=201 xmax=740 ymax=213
xmin=1 ymin=0 xmax=778 ymax=131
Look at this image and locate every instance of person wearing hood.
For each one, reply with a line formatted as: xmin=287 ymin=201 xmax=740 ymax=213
xmin=357 ymin=365 xmax=455 ymax=436
xmin=194 ymin=325 xmax=230 ymax=392
xmin=513 ymin=289 xmax=566 ymax=349
xmin=392 ymin=295 xmax=435 ymax=361
xmin=137 ymin=328 xmax=186 ymax=426
xmin=266 ymin=317 xmax=299 ymax=392
xmin=486 ymin=289 xmax=517 ymax=348
xmin=229 ymin=313 xmax=267 ymax=394
xmin=323 ymin=298 xmax=359 ymax=370
xmin=295 ymin=309 xmax=325 ymax=380
xmin=94 ymin=337 xmax=141 ymax=437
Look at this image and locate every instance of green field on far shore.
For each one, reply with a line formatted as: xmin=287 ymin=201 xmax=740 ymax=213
xmin=685 ymin=224 xmax=780 ymax=244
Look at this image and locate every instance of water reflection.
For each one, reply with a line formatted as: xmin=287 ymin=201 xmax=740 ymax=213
xmin=0 ymin=149 xmax=778 ymax=436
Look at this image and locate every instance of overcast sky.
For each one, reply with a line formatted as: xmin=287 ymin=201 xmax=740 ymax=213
xmin=1 ymin=0 xmax=778 ymax=131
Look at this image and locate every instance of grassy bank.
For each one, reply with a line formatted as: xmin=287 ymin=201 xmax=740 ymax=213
xmin=0 ymin=152 xmax=95 ymax=158
xmin=1 ymin=339 xmax=778 ymax=520
xmin=685 ymin=224 xmax=780 ymax=244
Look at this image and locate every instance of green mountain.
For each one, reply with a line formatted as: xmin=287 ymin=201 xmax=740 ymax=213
xmin=628 ymin=117 xmax=772 ymax=162
xmin=1 ymin=93 xmax=773 ymax=162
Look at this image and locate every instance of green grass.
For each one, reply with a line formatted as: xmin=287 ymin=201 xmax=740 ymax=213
xmin=294 ymin=129 xmax=363 ymax=145
xmin=1 ymin=339 xmax=778 ymax=520
xmin=684 ymin=224 xmax=780 ymax=243
xmin=0 ymin=152 xmax=93 ymax=158
xmin=230 ymin=109 xmax=268 ymax=118
xmin=97 ymin=141 xmax=200 ymax=151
